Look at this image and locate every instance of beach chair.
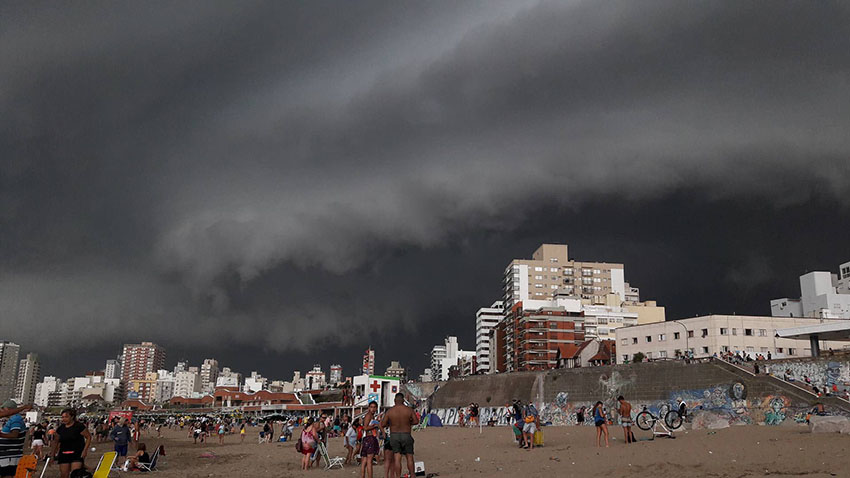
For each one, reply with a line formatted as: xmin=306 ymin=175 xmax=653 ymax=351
xmin=412 ymin=413 xmax=429 ymax=432
xmin=14 ymin=454 xmax=38 ymax=478
xmin=317 ymin=441 xmax=344 ymax=470
xmin=93 ymin=451 xmax=117 ymax=478
xmin=137 ymin=447 xmax=160 ymax=472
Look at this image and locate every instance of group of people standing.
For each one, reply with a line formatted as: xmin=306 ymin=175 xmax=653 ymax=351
xmin=298 ymin=393 xmax=419 ymax=478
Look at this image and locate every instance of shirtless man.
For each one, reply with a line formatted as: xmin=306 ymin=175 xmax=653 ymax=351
xmin=617 ymin=396 xmax=634 ymax=444
xmin=380 ymin=393 xmax=419 ymax=478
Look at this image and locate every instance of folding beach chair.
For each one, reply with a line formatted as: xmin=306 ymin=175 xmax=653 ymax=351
xmin=14 ymin=454 xmax=37 ymax=478
xmin=137 ymin=447 xmax=159 ymax=472
xmin=412 ymin=414 xmax=429 ymax=432
xmin=93 ymin=451 xmax=117 ymax=478
xmin=317 ymin=441 xmax=344 ymax=470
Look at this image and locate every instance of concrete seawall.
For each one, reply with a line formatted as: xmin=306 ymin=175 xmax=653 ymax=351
xmin=427 ymin=360 xmax=850 ymax=428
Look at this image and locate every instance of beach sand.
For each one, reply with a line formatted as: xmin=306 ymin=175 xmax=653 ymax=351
xmin=37 ymin=424 xmax=847 ymax=478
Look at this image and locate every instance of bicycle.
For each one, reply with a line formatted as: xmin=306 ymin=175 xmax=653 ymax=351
xmin=635 ymin=405 xmax=682 ymax=438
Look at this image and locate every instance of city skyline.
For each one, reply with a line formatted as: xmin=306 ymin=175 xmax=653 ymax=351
xmin=2 ymin=2 xmax=850 ymax=380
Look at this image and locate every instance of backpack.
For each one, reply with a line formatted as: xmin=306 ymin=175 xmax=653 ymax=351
xmin=295 ymin=438 xmax=303 ymax=453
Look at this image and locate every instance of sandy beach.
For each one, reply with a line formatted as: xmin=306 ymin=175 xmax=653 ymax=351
xmin=33 ymin=423 xmax=849 ymax=478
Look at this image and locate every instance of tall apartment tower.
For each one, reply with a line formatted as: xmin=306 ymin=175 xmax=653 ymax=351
xmin=475 ymin=301 xmax=504 ymax=374
xmin=200 ymin=359 xmax=219 ymax=393
xmin=15 ymin=353 xmax=40 ymax=404
xmin=0 ymin=341 xmax=21 ymax=402
xmin=503 ymin=244 xmax=628 ymax=308
xmin=329 ymin=364 xmax=343 ymax=385
xmin=121 ymin=342 xmax=165 ymax=398
xmin=104 ymin=358 xmax=121 ymax=380
xmin=362 ymin=348 xmax=375 ymax=375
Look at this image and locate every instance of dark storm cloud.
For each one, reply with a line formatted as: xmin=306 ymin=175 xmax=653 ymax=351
xmin=1 ymin=1 xmax=849 ymax=376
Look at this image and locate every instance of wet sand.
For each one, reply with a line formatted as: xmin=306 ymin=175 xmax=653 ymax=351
xmin=37 ymin=423 xmax=848 ymax=478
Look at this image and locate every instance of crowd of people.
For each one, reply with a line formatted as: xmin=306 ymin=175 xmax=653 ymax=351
xmin=294 ymin=393 xmax=419 ymax=478
xmin=0 ymin=400 xmax=171 ymax=478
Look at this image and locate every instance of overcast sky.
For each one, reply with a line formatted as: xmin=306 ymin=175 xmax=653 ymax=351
xmin=1 ymin=1 xmax=849 ymax=380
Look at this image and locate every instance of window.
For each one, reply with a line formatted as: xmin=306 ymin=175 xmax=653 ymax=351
xmin=720 ymin=328 xmax=728 ymax=335
xmin=550 ymin=322 xmax=558 ymax=329
xmin=551 ymin=285 xmax=558 ymax=289
xmin=776 ymin=347 xmax=784 ymax=353
xmin=550 ymin=267 xmax=558 ymax=272
xmin=550 ymin=258 xmax=558 ymax=263
xmin=673 ymin=332 xmax=680 ymax=340
xmin=621 ymin=338 xmax=628 ymax=345
xmin=788 ymin=348 xmax=796 ymax=356
xmin=646 ymin=336 xmax=652 ymax=343
xmin=701 ymin=328 xmax=708 ymax=337
xmin=658 ymin=334 xmax=666 ymax=341
xmin=687 ymin=331 xmax=694 ymax=338
xmin=702 ymin=347 xmax=709 ymax=354
xmin=732 ymin=328 xmax=737 ymax=336
xmin=632 ymin=338 xmax=638 ymax=345
xmin=598 ymin=328 xmax=609 ymax=335
xmin=534 ymin=283 xmax=544 ymax=288
xmin=646 ymin=352 xmax=652 ymax=359
xmin=535 ymin=275 xmax=543 ymax=280
xmin=758 ymin=329 xmax=766 ymax=337
xmin=760 ymin=347 xmax=768 ymax=353
xmin=659 ymin=351 xmax=667 ymax=358
xmin=534 ymin=266 xmax=543 ymax=271
xmin=744 ymin=328 xmax=753 ymax=336
xmin=721 ymin=346 xmax=729 ymax=352
xmin=563 ymin=268 xmax=573 ymax=275
xmin=746 ymin=346 xmax=754 ymax=353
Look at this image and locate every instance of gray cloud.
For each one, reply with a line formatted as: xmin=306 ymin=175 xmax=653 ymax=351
xmin=1 ymin=1 xmax=849 ymax=375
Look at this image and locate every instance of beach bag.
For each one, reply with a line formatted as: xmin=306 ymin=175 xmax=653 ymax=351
xmin=295 ymin=438 xmax=303 ymax=453
xmin=533 ymin=430 xmax=544 ymax=446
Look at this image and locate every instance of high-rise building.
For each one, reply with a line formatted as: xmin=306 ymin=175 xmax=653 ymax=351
xmin=429 ymin=336 xmax=474 ymax=381
xmin=104 ymin=358 xmax=121 ymax=380
xmin=493 ymin=303 xmax=586 ymax=372
xmin=0 ymin=341 xmax=21 ymax=401
xmin=34 ymin=376 xmax=61 ymax=407
xmin=503 ymin=244 xmax=637 ymax=308
xmin=475 ymin=301 xmax=503 ymax=374
xmin=120 ymin=342 xmax=165 ymax=398
xmin=200 ymin=359 xmax=219 ymax=394
xmin=771 ymin=262 xmax=850 ymax=319
xmin=14 ymin=353 xmax=40 ymax=404
xmin=362 ymin=348 xmax=375 ymax=375
xmin=216 ymin=367 xmax=242 ymax=389
xmin=173 ymin=370 xmax=201 ymax=398
xmin=329 ymin=364 xmax=343 ymax=385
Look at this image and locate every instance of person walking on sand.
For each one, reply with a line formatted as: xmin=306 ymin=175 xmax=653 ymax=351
xmin=49 ymin=408 xmax=92 ymax=478
xmin=360 ymin=402 xmax=381 ymax=478
xmin=592 ymin=401 xmax=609 ymax=448
xmin=381 ymin=393 xmax=419 ymax=478
xmin=617 ymin=396 xmax=634 ymax=443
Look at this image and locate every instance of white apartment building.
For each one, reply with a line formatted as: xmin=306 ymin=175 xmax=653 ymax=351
xmin=105 ymin=358 xmax=121 ymax=380
xmin=503 ymin=244 xmax=632 ymax=309
xmin=244 ymin=371 xmax=267 ymax=393
xmin=615 ymin=315 xmax=850 ymax=363
xmin=174 ymin=370 xmax=201 ymax=398
xmin=771 ymin=263 xmax=850 ymax=319
xmin=305 ymin=365 xmax=326 ymax=389
xmin=0 ymin=341 xmax=20 ymax=402
xmin=476 ymin=300 xmax=503 ymax=374
xmin=34 ymin=376 xmax=61 ymax=407
xmin=429 ymin=336 xmax=474 ymax=381
xmin=200 ymin=359 xmax=219 ymax=394
xmin=329 ymin=365 xmax=343 ymax=385
xmin=15 ymin=353 xmax=40 ymax=405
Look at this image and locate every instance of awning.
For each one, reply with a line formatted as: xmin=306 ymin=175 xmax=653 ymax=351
xmin=775 ymin=322 xmax=850 ymax=342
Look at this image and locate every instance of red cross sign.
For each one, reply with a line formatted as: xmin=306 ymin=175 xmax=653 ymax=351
xmin=370 ymin=380 xmax=381 ymax=393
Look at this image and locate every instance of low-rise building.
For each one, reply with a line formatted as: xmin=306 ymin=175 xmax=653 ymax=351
xmin=615 ymin=315 xmax=850 ymax=363
xmin=771 ymin=262 xmax=850 ymax=319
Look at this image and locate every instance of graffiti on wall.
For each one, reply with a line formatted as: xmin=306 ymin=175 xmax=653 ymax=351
xmin=431 ymin=406 xmax=512 ymax=426
xmin=780 ymin=360 xmax=850 ymax=390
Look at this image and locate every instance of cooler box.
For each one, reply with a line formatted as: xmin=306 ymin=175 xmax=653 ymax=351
xmin=533 ymin=430 xmax=544 ymax=446
xmin=415 ymin=461 xmax=425 ymax=477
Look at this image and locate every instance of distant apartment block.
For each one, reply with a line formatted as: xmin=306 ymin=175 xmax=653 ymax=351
xmin=0 ymin=341 xmax=20 ymax=402
xmin=771 ymin=262 xmax=850 ymax=319
xmin=475 ymin=301 xmax=504 ymax=374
